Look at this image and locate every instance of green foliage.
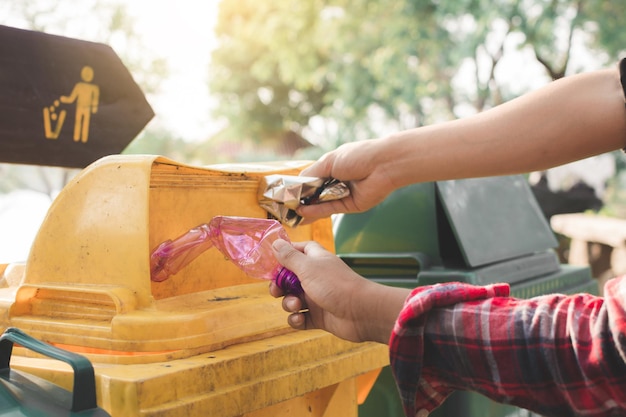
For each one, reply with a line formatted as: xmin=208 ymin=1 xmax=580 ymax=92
xmin=584 ymin=0 xmax=626 ymax=59
xmin=209 ymin=0 xmax=626 ymax=152
xmin=210 ymin=0 xmax=329 ymax=142
xmin=210 ymin=0 xmax=460 ymax=147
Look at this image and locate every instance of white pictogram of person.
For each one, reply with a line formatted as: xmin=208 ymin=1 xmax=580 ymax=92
xmin=43 ymin=65 xmax=100 ymax=143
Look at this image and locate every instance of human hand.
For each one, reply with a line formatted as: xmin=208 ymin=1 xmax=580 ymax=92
xmin=297 ymin=139 xmax=397 ymax=223
xmin=270 ymin=239 xmax=409 ymax=344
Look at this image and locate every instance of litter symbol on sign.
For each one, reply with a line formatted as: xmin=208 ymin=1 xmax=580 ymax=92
xmin=43 ymin=65 xmax=100 ymax=143
xmin=0 ymin=25 xmax=154 ymax=168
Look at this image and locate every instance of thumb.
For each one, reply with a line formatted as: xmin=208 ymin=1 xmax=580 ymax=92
xmin=272 ymin=239 xmax=306 ymax=276
xmin=297 ymin=199 xmax=346 ymax=221
xmin=300 ymin=152 xmax=335 ymax=178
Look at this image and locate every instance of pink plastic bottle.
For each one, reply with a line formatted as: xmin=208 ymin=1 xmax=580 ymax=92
xmin=150 ymin=223 xmax=213 ymax=283
xmin=150 ymin=216 xmax=303 ymax=295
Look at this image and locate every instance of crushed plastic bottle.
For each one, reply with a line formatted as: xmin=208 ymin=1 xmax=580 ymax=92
xmin=150 ymin=216 xmax=303 ymax=295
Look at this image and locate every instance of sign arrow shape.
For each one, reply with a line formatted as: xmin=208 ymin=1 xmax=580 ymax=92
xmin=0 ymin=25 xmax=154 ymax=168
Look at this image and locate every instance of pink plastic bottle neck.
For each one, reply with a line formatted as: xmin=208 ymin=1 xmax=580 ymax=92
xmin=275 ymin=267 xmax=303 ymax=296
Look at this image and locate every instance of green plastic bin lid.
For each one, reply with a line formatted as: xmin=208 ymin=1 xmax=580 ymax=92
xmin=0 ymin=328 xmax=110 ymax=417
xmin=436 ymin=175 xmax=557 ymax=267
xmin=335 ymin=175 xmax=557 ymax=269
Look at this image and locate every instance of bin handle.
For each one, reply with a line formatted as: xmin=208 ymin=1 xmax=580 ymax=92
xmin=0 ymin=327 xmax=97 ymax=412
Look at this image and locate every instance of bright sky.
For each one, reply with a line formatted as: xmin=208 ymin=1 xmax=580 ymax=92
xmin=124 ymin=0 xmax=222 ymax=141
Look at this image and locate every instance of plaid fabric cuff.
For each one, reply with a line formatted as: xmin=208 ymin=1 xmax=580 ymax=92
xmin=389 ymin=282 xmax=510 ymax=417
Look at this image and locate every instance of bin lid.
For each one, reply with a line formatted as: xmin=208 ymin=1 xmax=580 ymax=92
xmin=335 ymin=175 xmax=558 ymax=270
xmin=436 ymin=175 xmax=557 ymax=268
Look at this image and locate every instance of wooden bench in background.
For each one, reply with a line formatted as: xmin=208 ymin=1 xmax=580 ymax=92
xmin=551 ymin=213 xmax=626 ymax=295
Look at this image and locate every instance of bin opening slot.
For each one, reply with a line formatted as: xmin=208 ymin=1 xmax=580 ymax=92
xmin=339 ymin=252 xmax=427 ymax=280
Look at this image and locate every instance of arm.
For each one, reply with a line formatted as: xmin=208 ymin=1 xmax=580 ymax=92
xmin=391 ymin=279 xmax=626 ymax=417
xmin=59 ymin=86 xmax=78 ymax=104
xmin=272 ymin=239 xmax=626 ymax=417
xmin=383 ymin=68 xmax=626 ymax=186
xmin=299 ymin=65 xmax=626 ymax=221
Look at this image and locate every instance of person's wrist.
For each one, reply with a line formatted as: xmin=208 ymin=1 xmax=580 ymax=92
xmin=353 ymin=280 xmax=408 ymax=344
xmin=376 ymin=131 xmax=419 ymax=190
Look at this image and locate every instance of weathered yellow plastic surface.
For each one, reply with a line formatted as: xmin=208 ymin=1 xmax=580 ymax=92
xmin=13 ymin=330 xmax=385 ymax=416
xmin=0 ymin=155 xmax=388 ymax=416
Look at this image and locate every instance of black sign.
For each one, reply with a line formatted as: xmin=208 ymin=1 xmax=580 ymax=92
xmin=0 ymin=25 xmax=154 ymax=168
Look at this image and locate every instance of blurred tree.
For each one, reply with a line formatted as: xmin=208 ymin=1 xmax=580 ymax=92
xmin=318 ymin=1 xmax=454 ymax=131
xmin=514 ymin=0 xmax=626 ymax=79
xmin=585 ymin=0 xmax=626 ymax=58
xmin=209 ymin=0 xmax=329 ymax=142
xmin=209 ymin=0 xmax=626 ymax=154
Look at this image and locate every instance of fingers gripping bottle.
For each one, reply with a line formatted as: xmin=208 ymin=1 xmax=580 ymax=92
xmin=150 ymin=216 xmax=303 ymax=295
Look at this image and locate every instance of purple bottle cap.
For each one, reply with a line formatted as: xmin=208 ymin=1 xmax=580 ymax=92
xmin=275 ymin=267 xmax=303 ymax=296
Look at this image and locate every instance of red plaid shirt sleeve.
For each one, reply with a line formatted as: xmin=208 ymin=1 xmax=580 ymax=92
xmin=389 ymin=277 xmax=626 ymax=417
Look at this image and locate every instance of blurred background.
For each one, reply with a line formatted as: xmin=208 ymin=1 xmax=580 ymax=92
xmin=1 ymin=0 xmax=626 ymax=263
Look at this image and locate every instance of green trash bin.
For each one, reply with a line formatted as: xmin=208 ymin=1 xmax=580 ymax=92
xmin=0 ymin=327 xmax=110 ymax=417
xmin=333 ymin=175 xmax=596 ymax=417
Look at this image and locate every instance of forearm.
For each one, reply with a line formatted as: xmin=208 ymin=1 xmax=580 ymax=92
xmin=390 ymin=279 xmax=626 ymax=417
xmin=378 ymin=67 xmax=626 ymax=189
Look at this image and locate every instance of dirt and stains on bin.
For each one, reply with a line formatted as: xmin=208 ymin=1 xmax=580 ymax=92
xmin=0 ymin=155 xmax=388 ymax=417
xmin=333 ymin=175 xmax=595 ymax=417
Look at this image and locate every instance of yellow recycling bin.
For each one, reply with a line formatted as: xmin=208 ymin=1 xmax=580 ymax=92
xmin=0 ymin=155 xmax=388 ymax=416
